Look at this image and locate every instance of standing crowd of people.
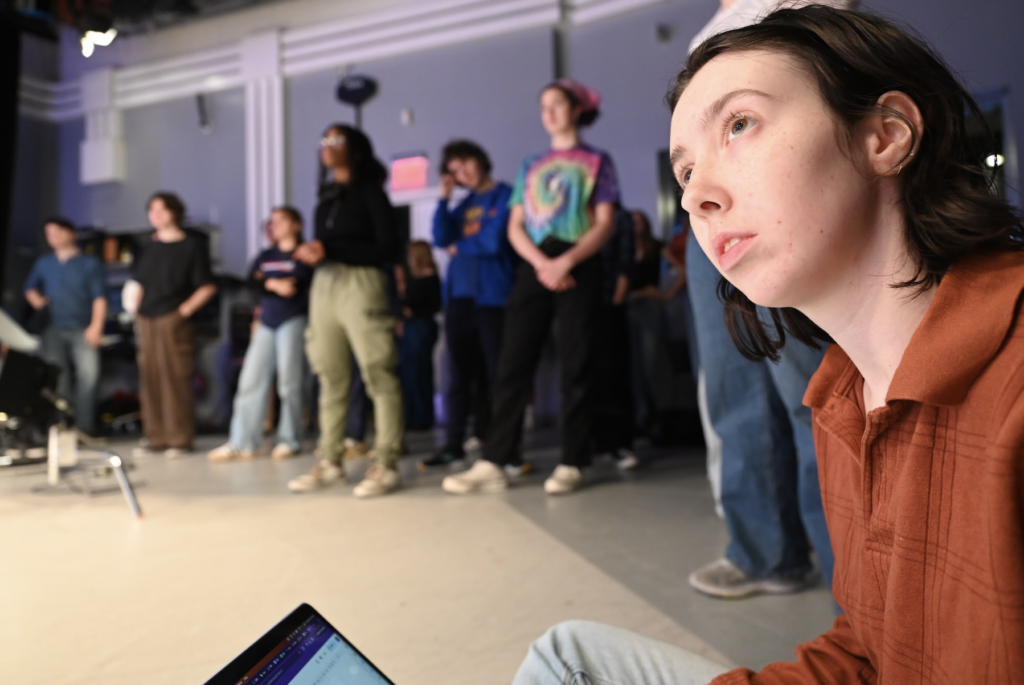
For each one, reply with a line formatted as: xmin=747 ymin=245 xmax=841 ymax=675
xmin=16 ymin=0 xmax=1024 ymax=683
xmin=24 ymin=78 xmax=693 ymax=501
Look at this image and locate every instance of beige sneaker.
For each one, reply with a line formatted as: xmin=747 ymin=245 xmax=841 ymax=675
xmin=164 ymin=447 xmax=193 ymax=460
xmin=288 ymin=459 xmax=344 ymax=493
xmin=353 ymin=464 xmax=400 ymax=498
xmin=543 ymin=465 xmax=583 ymax=495
xmin=208 ymin=444 xmax=256 ymax=462
xmin=442 ymin=459 xmax=508 ymax=494
xmin=270 ymin=443 xmax=299 ymax=460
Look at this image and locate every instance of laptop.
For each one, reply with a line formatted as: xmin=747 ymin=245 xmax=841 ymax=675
xmin=204 ymin=604 xmax=396 ymax=685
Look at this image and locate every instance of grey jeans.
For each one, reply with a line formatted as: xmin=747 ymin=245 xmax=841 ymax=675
xmin=513 ymin=621 xmax=730 ymax=685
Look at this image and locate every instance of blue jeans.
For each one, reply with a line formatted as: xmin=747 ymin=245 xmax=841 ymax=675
xmin=398 ymin=315 xmax=438 ymax=430
xmin=686 ymin=229 xmax=834 ymax=586
xmin=44 ymin=327 xmax=100 ymax=434
xmin=513 ymin=621 xmax=729 ymax=685
xmin=228 ymin=316 xmax=306 ymax=451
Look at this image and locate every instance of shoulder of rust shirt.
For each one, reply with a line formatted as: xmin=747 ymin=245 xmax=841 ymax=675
xmin=713 ymin=249 xmax=1024 ymax=685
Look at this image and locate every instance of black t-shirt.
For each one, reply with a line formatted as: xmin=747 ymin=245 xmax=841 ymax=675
xmin=133 ymin=231 xmax=215 ymax=318
xmin=632 ymin=242 xmax=664 ymax=292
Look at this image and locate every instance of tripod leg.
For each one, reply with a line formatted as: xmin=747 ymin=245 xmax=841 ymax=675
xmin=109 ymin=456 xmax=143 ymax=519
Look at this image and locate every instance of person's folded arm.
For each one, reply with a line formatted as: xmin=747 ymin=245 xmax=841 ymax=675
xmin=712 ymin=614 xmax=875 ymax=685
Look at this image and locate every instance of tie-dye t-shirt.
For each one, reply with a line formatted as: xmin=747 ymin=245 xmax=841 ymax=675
xmin=509 ymin=144 xmax=620 ymax=245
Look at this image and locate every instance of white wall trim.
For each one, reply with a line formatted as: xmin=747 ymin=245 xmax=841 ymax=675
xmin=18 ymin=75 xmax=82 ymax=122
xmin=18 ymin=0 xmax=666 ymax=121
xmin=570 ymin=0 xmax=668 ymax=25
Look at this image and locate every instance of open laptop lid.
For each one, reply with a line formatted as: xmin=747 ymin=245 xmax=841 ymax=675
xmin=204 ymin=604 xmax=395 ymax=685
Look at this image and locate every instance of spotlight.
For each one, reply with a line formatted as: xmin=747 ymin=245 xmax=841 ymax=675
xmin=86 ymin=28 xmax=118 ymax=46
xmin=986 ymin=154 xmax=1005 ymax=168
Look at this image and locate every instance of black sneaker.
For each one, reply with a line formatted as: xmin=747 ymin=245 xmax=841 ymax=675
xmin=417 ymin=447 xmax=467 ymax=472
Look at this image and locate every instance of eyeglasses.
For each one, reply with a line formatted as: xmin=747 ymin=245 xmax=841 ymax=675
xmin=320 ymin=135 xmax=346 ymax=149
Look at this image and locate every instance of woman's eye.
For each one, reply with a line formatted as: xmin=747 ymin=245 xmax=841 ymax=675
xmin=728 ymin=117 xmax=750 ymax=141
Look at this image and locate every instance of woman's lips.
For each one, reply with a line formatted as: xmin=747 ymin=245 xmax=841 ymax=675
xmin=711 ymin=233 xmax=757 ymax=272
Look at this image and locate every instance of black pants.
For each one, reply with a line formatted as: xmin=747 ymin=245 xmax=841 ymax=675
xmin=593 ymin=303 xmax=634 ymax=454
xmin=444 ymin=298 xmax=504 ymax=449
xmin=483 ymin=242 xmax=602 ymax=467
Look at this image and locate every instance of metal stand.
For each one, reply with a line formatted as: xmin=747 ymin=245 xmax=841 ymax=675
xmin=33 ymin=427 xmax=144 ymax=519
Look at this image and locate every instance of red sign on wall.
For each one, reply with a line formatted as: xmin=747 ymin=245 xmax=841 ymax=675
xmin=390 ymin=155 xmax=429 ymax=191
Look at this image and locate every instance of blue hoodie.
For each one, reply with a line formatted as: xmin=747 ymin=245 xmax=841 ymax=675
xmin=432 ymin=182 xmax=516 ymax=307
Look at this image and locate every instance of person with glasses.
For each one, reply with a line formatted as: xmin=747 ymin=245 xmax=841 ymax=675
xmin=288 ymin=125 xmax=404 ymax=498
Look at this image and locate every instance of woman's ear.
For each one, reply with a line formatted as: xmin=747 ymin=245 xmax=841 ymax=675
xmin=857 ymin=90 xmax=923 ymax=177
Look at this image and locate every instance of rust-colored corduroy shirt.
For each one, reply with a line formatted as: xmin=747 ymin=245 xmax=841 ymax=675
xmin=714 ymin=251 xmax=1024 ymax=685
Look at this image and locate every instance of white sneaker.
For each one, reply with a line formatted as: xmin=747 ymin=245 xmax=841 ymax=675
xmin=462 ymin=436 xmax=483 ymax=452
xmin=271 ymin=443 xmax=299 ymax=460
xmin=353 ymin=464 xmax=400 ymax=498
xmin=442 ymin=459 xmax=508 ymax=494
xmin=208 ymin=444 xmax=255 ymax=462
xmin=614 ymin=449 xmax=640 ymax=471
xmin=164 ymin=447 xmax=192 ymax=459
xmin=288 ymin=459 xmax=344 ymax=493
xmin=544 ymin=465 xmax=583 ymax=495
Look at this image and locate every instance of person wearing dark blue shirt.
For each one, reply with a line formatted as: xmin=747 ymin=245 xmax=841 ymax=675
xmin=209 ymin=206 xmax=313 ymax=462
xmin=420 ymin=140 xmax=516 ymax=470
xmin=23 ymin=217 xmax=107 ymax=434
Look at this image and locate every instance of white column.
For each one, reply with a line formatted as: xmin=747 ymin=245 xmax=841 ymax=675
xmin=242 ymin=30 xmax=286 ymax=261
xmin=79 ymin=68 xmax=125 ymax=185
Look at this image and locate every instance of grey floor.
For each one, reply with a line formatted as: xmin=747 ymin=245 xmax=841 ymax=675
xmin=0 ymin=427 xmax=835 ymax=682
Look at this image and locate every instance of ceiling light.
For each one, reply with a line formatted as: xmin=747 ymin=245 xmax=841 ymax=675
xmin=986 ymin=154 xmax=1005 ymax=168
xmin=81 ymin=36 xmax=95 ymax=57
xmin=86 ymin=28 xmax=118 ymax=47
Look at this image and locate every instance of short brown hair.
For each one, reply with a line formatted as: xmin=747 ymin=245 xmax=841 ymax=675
xmin=440 ymin=140 xmax=492 ymax=176
xmin=272 ymin=205 xmax=304 ymax=228
xmin=668 ymin=6 xmax=1024 ymax=361
xmin=147 ymin=192 xmax=186 ymax=226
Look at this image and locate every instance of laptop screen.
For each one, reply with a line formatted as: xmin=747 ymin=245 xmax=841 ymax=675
xmin=233 ymin=614 xmax=390 ymax=685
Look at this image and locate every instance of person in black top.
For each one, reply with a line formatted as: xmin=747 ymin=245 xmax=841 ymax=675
xmin=130 ymin=192 xmax=217 ymax=456
xmin=592 ymin=205 xmax=640 ymax=470
xmin=627 ymin=210 xmax=684 ymax=436
xmin=288 ymin=124 xmax=404 ymax=498
xmin=398 ymin=241 xmax=441 ymax=431
xmin=208 ymin=206 xmax=313 ymax=463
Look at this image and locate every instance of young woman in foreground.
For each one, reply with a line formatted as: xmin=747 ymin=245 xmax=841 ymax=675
xmin=513 ymin=6 xmax=1024 ymax=684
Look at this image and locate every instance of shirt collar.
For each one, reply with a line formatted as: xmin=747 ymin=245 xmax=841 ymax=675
xmin=806 ymin=251 xmax=1024 ymax=409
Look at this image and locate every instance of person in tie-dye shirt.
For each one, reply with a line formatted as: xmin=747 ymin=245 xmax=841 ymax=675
xmin=443 ymin=79 xmax=620 ymax=497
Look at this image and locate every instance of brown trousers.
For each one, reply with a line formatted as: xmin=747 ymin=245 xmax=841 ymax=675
xmin=136 ymin=311 xmax=195 ymax=448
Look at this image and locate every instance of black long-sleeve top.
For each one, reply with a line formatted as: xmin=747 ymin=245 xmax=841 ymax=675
xmin=404 ymin=274 xmax=442 ymax=319
xmin=314 ymin=182 xmax=398 ymax=268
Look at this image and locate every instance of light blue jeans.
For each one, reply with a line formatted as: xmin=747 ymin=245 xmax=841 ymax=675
xmin=228 ymin=316 xmax=307 ymax=451
xmin=686 ymin=229 xmax=834 ymax=587
xmin=44 ymin=327 xmax=100 ymax=434
xmin=513 ymin=620 xmax=730 ymax=685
